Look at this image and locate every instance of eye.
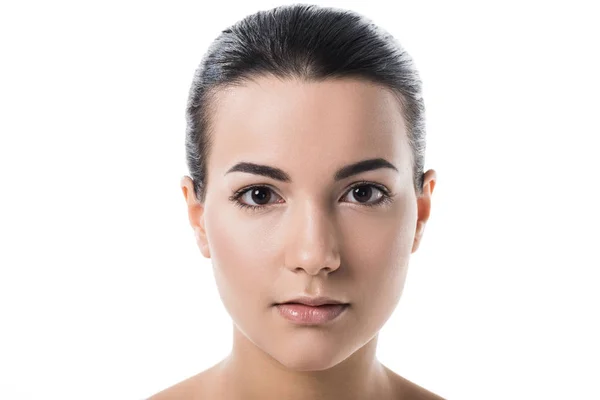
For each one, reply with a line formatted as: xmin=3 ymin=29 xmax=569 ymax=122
xmin=229 ymin=186 xmax=284 ymax=211
xmin=229 ymin=181 xmax=394 ymax=213
xmin=340 ymin=182 xmax=392 ymax=207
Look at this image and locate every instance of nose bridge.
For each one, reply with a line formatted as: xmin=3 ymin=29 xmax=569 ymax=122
xmin=284 ymin=199 xmax=341 ymax=275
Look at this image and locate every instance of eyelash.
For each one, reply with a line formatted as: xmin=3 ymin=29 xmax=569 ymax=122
xmin=228 ymin=181 xmax=395 ymax=213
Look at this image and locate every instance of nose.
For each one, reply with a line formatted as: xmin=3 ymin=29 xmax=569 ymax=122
xmin=284 ymin=202 xmax=341 ymax=276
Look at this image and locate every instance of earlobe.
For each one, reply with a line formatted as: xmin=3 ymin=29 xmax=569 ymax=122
xmin=412 ymin=169 xmax=436 ymax=254
xmin=195 ymin=224 xmax=211 ymax=259
xmin=411 ymin=221 xmax=425 ymax=253
xmin=181 ymin=176 xmax=211 ymax=259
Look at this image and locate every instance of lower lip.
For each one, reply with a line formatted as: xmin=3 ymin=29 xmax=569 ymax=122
xmin=275 ymin=303 xmax=349 ymax=325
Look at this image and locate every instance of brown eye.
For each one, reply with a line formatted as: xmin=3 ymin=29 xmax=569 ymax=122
xmin=249 ymin=187 xmax=271 ymax=204
xmin=342 ymin=184 xmax=385 ymax=205
xmin=353 ymin=186 xmax=373 ymax=202
xmin=238 ymin=186 xmax=283 ymax=207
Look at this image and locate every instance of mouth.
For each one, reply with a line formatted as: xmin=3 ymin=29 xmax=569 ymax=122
xmin=274 ymin=296 xmax=350 ymax=325
xmin=275 ymin=296 xmax=349 ymax=307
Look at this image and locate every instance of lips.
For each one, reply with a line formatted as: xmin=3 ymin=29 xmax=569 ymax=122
xmin=274 ymin=296 xmax=349 ymax=325
xmin=277 ymin=296 xmax=348 ymax=307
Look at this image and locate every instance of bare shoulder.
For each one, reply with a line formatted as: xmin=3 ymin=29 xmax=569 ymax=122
xmin=384 ymin=366 xmax=446 ymax=400
xmin=146 ymin=361 xmax=223 ymax=400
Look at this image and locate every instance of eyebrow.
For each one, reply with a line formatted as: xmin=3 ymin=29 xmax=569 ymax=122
xmin=224 ymin=157 xmax=398 ymax=182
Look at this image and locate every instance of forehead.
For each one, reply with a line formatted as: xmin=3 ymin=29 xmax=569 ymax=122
xmin=208 ymin=77 xmax=411 ymax=179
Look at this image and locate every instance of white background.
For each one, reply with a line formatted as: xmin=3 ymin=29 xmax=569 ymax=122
xmin=1 ymin=1 xmax=599 ymax=399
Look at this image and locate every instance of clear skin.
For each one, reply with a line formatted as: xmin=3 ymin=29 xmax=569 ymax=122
xmin=150 ymin=77 xmax=440 ymax=399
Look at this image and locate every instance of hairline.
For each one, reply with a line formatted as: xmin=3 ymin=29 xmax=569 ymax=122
xmin=194 ymin=74 xmax=417 ymax=202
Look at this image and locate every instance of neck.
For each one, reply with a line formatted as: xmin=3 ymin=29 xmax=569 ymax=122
xmin=217 ymin=324 xmax=393 ymax=400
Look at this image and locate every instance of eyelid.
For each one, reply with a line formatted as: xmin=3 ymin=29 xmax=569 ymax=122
xmin=230 ymin=183 xmax=283 ymax=201
xmin=345 ymin=180 xmax=391 ymax=196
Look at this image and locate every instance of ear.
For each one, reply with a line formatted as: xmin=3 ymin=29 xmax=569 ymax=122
xmin=180 ymin=176 xmax=211 ymax=259
xmin=412 ymin=169 xmax=436 ymax=254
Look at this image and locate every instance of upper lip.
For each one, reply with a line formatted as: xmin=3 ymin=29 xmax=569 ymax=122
xmin=277 ymin=296 xmax=348 ymax=307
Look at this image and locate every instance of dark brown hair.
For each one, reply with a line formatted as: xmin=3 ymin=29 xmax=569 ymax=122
xmin=185 ymin=4 xmax=427 ymax=203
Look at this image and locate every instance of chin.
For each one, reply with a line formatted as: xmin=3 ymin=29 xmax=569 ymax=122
xmin=274 ymin=352 xmax=343 ymax=372
xmin=266 ymin=336 xmax=353 ymax=372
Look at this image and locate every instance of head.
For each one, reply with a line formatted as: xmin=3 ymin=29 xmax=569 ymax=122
xmin=181 ymin=4 xmax=436 ymax=371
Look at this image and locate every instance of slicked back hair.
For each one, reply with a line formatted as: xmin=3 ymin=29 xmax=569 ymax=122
xmin=185 ymin=4 xmax=427 ymax=203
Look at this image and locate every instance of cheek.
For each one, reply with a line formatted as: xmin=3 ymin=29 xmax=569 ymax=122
xmin=204 ymin=208 xmax=278 ymax=308
xmin=344 ymin=200 xmax=416 ymax=306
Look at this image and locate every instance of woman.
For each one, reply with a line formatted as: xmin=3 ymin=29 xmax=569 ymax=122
xmin=150 ymin=4 xmax=441 ymax=399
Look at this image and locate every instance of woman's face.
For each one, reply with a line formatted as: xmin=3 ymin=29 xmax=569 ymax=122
xmin=182 ymin=77 xmax=434 ymax=371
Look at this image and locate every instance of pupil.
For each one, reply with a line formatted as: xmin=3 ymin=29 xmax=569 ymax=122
xmin=251 ymin=188 xmax=271 ymax=204
xmin=353 ymin=186 xmax=371 ymax=202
